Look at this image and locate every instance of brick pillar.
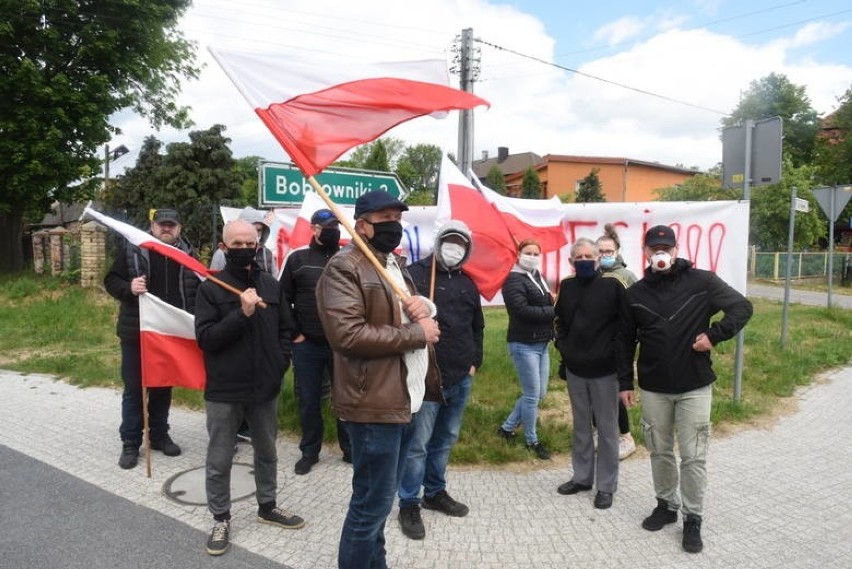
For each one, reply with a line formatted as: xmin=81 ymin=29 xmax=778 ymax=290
xmin=80 ymin=221 xmax=108 ymax=287
xmin=48 ymin=227 xmax=70 ymax=276
xmin=32 ymin=230 xmax=49 ymax=274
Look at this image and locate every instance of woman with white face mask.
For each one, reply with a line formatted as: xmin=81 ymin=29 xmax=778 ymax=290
xmin=497 ymin=239 xmax=555 ymax=460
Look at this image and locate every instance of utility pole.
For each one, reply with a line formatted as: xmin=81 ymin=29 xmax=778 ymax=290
xmin=451 ymin=28 xmax=480 ymax=176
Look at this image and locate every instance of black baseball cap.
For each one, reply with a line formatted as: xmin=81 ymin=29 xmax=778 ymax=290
xmin=644 ymin=225 xmax=676 ymax=247
xmin=310 ymin=208 xmax=338 ymax=226
xmin=152 ymin=209 xmax=181 ymax=225
xmin=354 ymin=190 xmax=408 ymax=218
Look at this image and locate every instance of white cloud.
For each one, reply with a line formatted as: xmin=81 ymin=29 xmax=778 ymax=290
xmin=593 ymin=17 xmax=646 ymax=46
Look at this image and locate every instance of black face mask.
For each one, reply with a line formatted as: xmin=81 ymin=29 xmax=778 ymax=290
xmin=225 ymin=247 xmax=256 ymax=267
xmin=319 ymin=227 xmax=341 ymax=249
xmin=366 ymin=220 xmax=403 ymax=253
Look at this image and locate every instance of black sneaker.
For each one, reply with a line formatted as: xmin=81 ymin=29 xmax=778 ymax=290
xmin=398 ymin=505 xmax=425 ymax=540
xmin=423 ymin=490 xmax=469 ymax=517
xmin=496 ymin=427 xmax=516 ymax=441
xmin=682 ymin=514 xmax=703 ymax=553
xmin=642 ymin=498 xmax=678 ymax=531
xmin=206 ymin=520 xmax=230 ymax=556
xmin=150 ymin=434 xmax=181 ymax=456
xmin=294 ymin=455 xmax=319 ymax=475
xmin=526 ymin=441 xmax=551 ymax=460
xmin=257 ymin=507 xmax=305 ymax=529
xmin=118 ymin=442 xmax=139 ymax=469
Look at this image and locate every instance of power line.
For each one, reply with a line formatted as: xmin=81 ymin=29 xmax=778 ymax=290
xmin=475 ymin=37 xmax=730 ymax=116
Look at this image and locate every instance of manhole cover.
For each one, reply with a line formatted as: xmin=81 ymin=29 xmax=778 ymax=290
xmin=163 ymin=462 xmax=257 ymax=506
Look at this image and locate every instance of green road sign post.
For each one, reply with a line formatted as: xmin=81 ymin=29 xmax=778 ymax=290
xmin=259 ymin=162 xmax=408 ymax=207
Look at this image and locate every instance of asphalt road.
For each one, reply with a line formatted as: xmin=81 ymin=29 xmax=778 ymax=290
xmin=0 ymin=445 xmax=291 ymax=569
xmin=747 ymin=282 xmax=852 ymax=309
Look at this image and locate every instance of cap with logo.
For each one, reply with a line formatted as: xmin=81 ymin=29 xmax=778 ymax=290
xmin=644 ymin=225 xmax=676 ymax=248
xmin=310 ymin=208 xmax=338 ymax=226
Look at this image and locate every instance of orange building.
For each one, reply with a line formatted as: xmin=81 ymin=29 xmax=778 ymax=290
xmin=473 ymin=148 xmax=700 ymax=202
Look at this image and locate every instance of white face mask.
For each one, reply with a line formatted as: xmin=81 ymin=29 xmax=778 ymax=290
xmin=650 ymin=251 xmax=674 ymax=272
xmin=440 ymin=242 xmax=466 ymax=268
xmin=518 ymin=253 xmax=541 ymax=272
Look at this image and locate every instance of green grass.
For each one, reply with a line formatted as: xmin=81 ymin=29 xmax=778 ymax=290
xmin=2 ymin=272 xmax=851 ymax=466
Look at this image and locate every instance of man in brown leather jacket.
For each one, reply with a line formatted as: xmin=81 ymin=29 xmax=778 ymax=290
xmin=316 ymin=190 xmax=441 ymax=569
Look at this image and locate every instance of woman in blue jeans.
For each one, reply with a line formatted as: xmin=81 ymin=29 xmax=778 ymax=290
xmin=498 ymin=239 xmax=555 ymax=459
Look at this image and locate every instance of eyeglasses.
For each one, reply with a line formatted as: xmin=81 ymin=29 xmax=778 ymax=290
xmin=599 ymin=249 xmax=616 ymax=256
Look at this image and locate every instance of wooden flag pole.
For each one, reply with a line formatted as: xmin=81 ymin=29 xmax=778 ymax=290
xmin=206 ymin=273 xmax=267 ymax=309
xmin=429 ymin=253 xmax=437 ymax=301
xmin=142 ymin=386 xmax=152 ymax=478
xmin=306 ymin=175 xmax=409 ymax=300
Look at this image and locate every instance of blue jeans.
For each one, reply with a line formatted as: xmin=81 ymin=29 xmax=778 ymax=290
xmin=339 ymin=422 xmax=410 ymax=569
xmin=398 ymin=375 xmax=473 ymax=507
xmin=293 ymin=339 xmax=351 ymax=459
xmin=502 ymin=341 xmax=550 ymax=444
xmin=119 ymin=339 xmax=171 ymax=445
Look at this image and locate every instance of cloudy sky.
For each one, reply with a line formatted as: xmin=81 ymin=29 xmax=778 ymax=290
xmin=110 ymin=0 xmax=852 ymax=174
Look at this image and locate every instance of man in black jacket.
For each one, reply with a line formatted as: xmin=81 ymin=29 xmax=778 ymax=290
xmin=104 ymin=208 xmax=197 ymax=470
xmin=617 ymin=225 xmax=753 ymax=554
xmin=195 ymin=219 xmax=303 ymax=557
xmin=280 ymin=208 xmax=351 ymax=475
xmin=397 ymin=220 xmax=484 ymax=540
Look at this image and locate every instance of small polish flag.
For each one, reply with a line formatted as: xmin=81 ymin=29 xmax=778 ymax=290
xmin=139 ymin=293 xmax=206 ymax=391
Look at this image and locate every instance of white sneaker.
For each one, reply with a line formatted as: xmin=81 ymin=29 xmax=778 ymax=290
xmin=618 ymin=433 xmax=636 ymax=460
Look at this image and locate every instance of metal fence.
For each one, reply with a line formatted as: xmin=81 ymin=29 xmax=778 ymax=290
xmin=750 ymin=249 xmax=852 ymax=284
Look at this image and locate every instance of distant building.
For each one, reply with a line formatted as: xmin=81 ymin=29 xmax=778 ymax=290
xmin=472 ymin=148 xmax=701 ymax=202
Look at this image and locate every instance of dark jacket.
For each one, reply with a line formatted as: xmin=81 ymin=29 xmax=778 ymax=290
xmin=502 ymin=267 xmax=555 ymax=343
xmin=555 ymin=272 xmax=629 ymax=378
xmin=104 ymin=236 xmax=199 ymax=341
xmin=195 ymin=263 xmax=292 ymax=404
xmin=616 ymin=258 xmax=753 ymax=394
xmin=280 ymin=239 xmax=340 ymax=343
xmin=408 ymin=255 xmax=484 ymax=388
xmin=316 ymin=242 xmax=442 ymax=424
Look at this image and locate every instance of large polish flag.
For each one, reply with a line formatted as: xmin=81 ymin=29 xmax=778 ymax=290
xmin=82 ymin=205 xmax=211 ymax=278
xmin=139 ymin=293 xmax=206 ymax=390
xmin=209 ymin=47 xmax=490 ymax=176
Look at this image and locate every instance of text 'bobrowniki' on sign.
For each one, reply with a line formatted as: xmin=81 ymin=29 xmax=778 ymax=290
xmin=259 ymin=161 xmax=408 ymax=207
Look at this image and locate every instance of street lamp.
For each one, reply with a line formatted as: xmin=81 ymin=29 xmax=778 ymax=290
xmin=104 ymin=144 xmax=130 ymax=192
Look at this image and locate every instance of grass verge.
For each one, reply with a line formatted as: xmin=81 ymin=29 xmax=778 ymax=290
xmin=1 ymin=273 xmax=851 ymax=465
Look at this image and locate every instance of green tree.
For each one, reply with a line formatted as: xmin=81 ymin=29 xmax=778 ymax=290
xmin=749 ymin=160 xmax=824 ymax=250
xmin=722 ymin=73 xmax=820 ymax=168
xmin=520 ymin=168 xmax=542 ymax=199
xmin=813 ymin=85 xmax=852 ymax=231
xmin=575 ymin=168 xmax=606 ymax=202
xmin=485 ymin=166 xmax=507 ymax=194
xmin=233 ymin=156 xmax=264 ymax=206
xmin=655 ymin=167 xmax=739 ymax=201
xmin=0 ymin=0 xmax=199 ymax=272
xmin=108 ymin=125 xmax=241 ymax=249
xmin=363 ymin=139 xmax=390 ymax=172
xmin=397 ymin=144 xmax=441 ymax=193
xmin=340 ymin=137 xmax=405 ymax=170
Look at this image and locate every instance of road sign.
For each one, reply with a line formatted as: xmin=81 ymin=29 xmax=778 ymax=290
xmin=794 ymin=197 xmax=810 ymax=213
xmin=259 ymin=162 xmax=408 ymax=207
xmin=813 ymin=185 xmax=852 ymax=222
xmin=722 ymin=116 xmax=783 ymax=190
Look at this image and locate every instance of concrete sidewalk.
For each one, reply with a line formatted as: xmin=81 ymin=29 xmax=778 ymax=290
xmin=1 ymin=367 xmax=851 ymax=569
